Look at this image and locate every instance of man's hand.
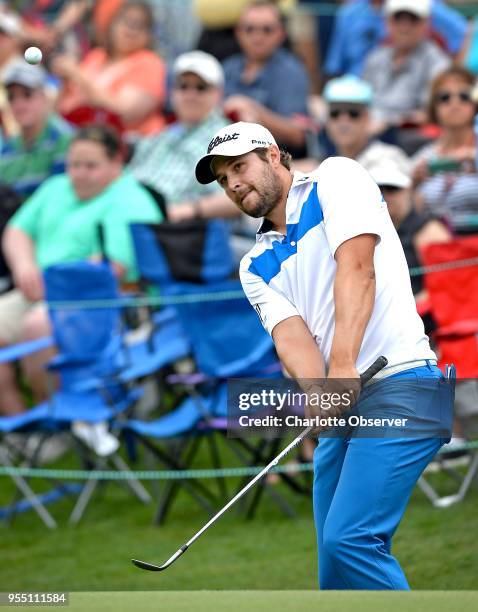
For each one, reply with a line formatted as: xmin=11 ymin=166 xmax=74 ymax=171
xmin=13 ymin=262 xmax=44 ymax=302
xmin=223 ymin=95 xmax=262 ymax=123
xmin=303 ymin=365 xmax=361 ymax=435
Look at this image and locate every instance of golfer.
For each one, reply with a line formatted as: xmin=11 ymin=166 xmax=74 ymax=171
xmin=195 ymin=122 xmax=453 ymax=590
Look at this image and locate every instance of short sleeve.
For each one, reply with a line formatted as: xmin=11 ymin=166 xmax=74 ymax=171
xmin=317 ymin=156 xmax=384 ymax=257
xmin=239 ymin=259 xmax=300 ymax=336
xmin=8 ymin=178 xmax=52 ymax=238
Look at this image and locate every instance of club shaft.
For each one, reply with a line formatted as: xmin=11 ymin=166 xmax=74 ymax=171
xmin=134 ymin=356 xmax=387 ymax=571
xmin=175 ymin=358 xmax=387 ymax=554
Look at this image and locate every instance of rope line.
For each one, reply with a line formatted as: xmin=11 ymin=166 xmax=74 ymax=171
xmin=1 ymin=441 xmax=477 ymax=480
xmin=46 ymin=257 xmax=478 ymax=310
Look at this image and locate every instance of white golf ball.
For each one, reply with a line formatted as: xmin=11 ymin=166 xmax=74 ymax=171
xmin=24 ymin=47 xmax=43 ymax=65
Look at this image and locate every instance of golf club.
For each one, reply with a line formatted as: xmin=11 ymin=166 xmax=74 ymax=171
xmin=132 ymin=355 xmax=388 ymax=571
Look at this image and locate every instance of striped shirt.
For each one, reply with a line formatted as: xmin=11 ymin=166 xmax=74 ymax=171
xmin=413 ymin=142 xmax=478 ymax=233
xmin=129 ymin=111 xmax=229 ymax=205
xmin=0 ymin=113 xmax=74 ymax=201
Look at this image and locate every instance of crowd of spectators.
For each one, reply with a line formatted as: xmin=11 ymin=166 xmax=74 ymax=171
xmin=0 ymin=0 xmax=477 ymax=457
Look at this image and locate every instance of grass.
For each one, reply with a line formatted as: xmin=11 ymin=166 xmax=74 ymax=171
xmin=0 ymin=435 xmax=477 ymax=596
xmin=27 ymin=591 xmax=478 ymax=612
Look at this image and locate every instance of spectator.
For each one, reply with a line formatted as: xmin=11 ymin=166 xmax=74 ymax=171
xmin=0 ymin=10 xmax=23 ymax=140
xmin=52 ymin=0 xmax=167 ymax=138
xmin=13 ymin=0 xmax=91 ymax=58
xmin=369 ymin=161 xmax=450 ymax=300
xmin=316 ymin=74 xmax=410 ymax=172
xmin=0 ymin=61 xmax=74 ymax=201
xmin=222 ymin=0 xmax=310 ymax=155
xmin=130 ymin=50 xmax=238 ymax=222
xmin=0 ymin=10 xmax=22 ymax=76
xmin=325 ymin=0 xmax=467 ymax=78
xmin=362 ymin=0 xmax=450 ymax=132
xmin=93 ymin=0 xmax=201 ymax=63
xmin=412 ymin=66 xmax=478 ymax=235
xmin=0 ymin=125 xmax=162 ymax=416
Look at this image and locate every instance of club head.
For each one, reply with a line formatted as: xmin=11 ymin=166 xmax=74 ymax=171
xmin=132 ymin=559 xmax=165 ymax=571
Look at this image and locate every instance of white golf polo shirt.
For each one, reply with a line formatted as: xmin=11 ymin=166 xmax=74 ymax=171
xmin=239 ymin=156 xmax=436 ymax=372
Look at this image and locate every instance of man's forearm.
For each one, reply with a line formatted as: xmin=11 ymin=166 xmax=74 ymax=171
xmin=272 ymin=315 xmax=325 ymax=380
xmin=329 ymin=259 xmax=375 ymax=370
xmin=256 ymin=106 xmax=306 ymax=149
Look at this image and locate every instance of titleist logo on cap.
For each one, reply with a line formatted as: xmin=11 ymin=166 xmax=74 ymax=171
xmin=207 ymin=132 xmax=239 ymax=154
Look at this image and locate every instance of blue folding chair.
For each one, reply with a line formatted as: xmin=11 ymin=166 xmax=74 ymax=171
xmin=163 ymin=279 xmax=306 ymax=519
xmin=0 ymin=261 xmax=157 ymax=527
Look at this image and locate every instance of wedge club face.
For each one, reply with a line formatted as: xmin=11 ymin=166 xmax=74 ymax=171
xmin=132 ymin=559 xmax=165 ymax=571
xmin=132 ymin=546 xmax=188 ymax=571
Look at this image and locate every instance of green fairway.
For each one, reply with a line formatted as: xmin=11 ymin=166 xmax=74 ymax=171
xmin=0 ymin=437 xmax=477 ymax=594
xmin=32 ymin=591 xmax=478 ymax=612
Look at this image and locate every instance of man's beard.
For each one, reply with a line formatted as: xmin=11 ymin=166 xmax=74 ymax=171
xmin=239 ymin=164 xmax=283 ymax=218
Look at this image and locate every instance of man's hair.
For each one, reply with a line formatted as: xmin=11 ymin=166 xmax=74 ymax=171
xmin=241 ymin=0 xmax=286 ymax=27
xmin=71 ymin=125 xmax=124 ymax=160
xmin=254 ymin=147 xmax=292 ymax=170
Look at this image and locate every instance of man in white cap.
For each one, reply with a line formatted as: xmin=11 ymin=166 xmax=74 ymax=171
xmin=363 ymin=0 xmax=450 ymax=131
xmin=195 ymin=121 xmax=453 ymax=589
xmin=130 ymin=50 xmax=238 ymax=222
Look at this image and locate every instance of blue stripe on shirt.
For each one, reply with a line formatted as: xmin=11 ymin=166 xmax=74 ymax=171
xmin=248 ymin=184 xmax=324 ymax=283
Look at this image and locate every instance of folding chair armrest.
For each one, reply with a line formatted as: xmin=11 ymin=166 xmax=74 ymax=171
xmin=166 ymin=372 xmax=211 ymax=386
xmin=0 ymin=336 xmax=54 ymax=364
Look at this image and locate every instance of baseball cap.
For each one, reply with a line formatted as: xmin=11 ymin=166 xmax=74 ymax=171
xmin=323 ymin=75 xmax=373 ymax=106
xmin=3 ymin=61 xmax=47 ymax=89
xmin=369 ymin=163 xmax=411 ymax=189
xmin=195 ymin=121 xmax=277 ymax=184
xmin=384 ymin=0 xmax=431 ymax=19
xmin=174 ymin=50 xmax=224 ymax=87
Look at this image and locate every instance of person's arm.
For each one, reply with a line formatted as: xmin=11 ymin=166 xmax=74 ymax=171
xmin=167 ymin=192 xmax=241 ymax=223
xmin=317 ymin=157 xmax=385 ymax=378
xmin=52 ymin=55 xmax=161 ymax=125
xmin=223 ymin=95 xmax=306 ymax=148
xmin=272 ymin=315 xmax=325 ymax=379
xmin=413 ymin=219 xmax=451 ymax=252
xmin=328 ymin=234 xmax=376 ymax=379
xmin=2 ymin=226 xmax=44 ymax=301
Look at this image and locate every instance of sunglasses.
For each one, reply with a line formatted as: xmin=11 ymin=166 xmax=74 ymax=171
xmin=175 ymin=82 xmax=211 ymax=93
xmin=391 ymin=11 xmax=421 ymax=23
xmin=380 ymin=185 xmax=402 ymax=194
xmin=240 ymin=23 xmax=279 ymax=35
xmin=329 ymin=108 xmax=364 ymax=120
xmin=7 ymin=88 xmax=36 ymax=102
xmin=435 ymin=90 xmax=472 ymax=105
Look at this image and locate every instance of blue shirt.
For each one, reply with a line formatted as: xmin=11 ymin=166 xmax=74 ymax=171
xmin=223 ymin=48 xmax=309 ymax=117
xmin=325 ymin=0 xmax=467 ymax=77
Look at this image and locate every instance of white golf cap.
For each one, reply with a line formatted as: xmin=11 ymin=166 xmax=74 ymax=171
xmin=173 ymin=50 xmax=224 ymax=87
xmin=195 ymin=121 xmax=277 ymax=184
xmin=369 ymin=163 xmax=411 ymax=189
xmin=384 ymin=0 xmax=431 ymax=18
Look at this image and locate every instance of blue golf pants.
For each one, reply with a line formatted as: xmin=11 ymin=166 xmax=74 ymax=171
xmin=312 ymin=363 xmax=454 ymax=590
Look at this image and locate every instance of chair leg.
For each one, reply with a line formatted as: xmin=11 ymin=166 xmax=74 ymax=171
xmin=244 ymin=438 xmax=297 ymax=520
xmin=206 ymin=433 xmax=228 ymax=500
xmin=69 ymin=477 xmax=99 ymax=524
xmin=153 ymin=436 xmax=215 ymax=524
xmin=109 ymin=453 xmax=152 ymax=504
xmin=0 ymin=446 xmax=57 ymax=529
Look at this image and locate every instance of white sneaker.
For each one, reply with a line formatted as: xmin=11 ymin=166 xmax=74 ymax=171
xmin=72 ymin=421 xmax=119 ymax=457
